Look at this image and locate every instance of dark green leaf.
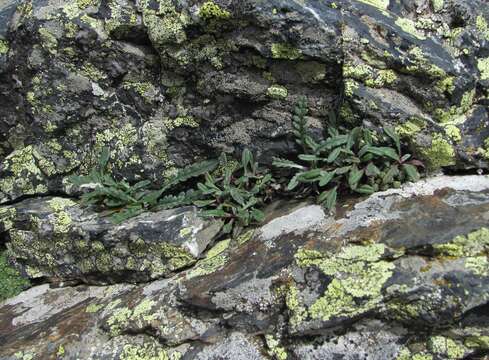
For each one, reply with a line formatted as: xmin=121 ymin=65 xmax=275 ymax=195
xmin=327 ymin=147 xmax=342 ymax=163
xmin=273 ymin=158 xmax=306 ymax=170
xmin=348 ymin=167 xmax=364 ymax=190
xmin=384 ymin=127 xmax=401 ymax=154
xmin=402 ymin=164 xmax=420 ymax=182
xmin=319 ymin=187 xmax=337 ymax=211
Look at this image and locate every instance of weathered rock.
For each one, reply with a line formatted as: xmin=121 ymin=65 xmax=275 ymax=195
xmin=2 ymin=198 xmax=222 ymax=284
xmin=1 ymin=0 xmax=488 ymax=203
xmin=2 ymin=175 xmax=489 ymax=359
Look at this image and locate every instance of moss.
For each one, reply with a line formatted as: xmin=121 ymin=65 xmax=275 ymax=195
xmin=0 ymin=250 xmax=30 ymax=302
xmin=418 ymin=134 xmax=456 ymax=170
xmin=291 ymin=244 xmax=394 ymax=324
xmin=267 ymin=85 xmax=288 ymax=99
xmin=271 ymin=43 xmax=302 ymax=60
xmin=395 ymin=18 xmax=426 ymax=40
xmin=396 ymin=119 xmax=425 ymax=138
xmin=478 ymin=57 xmax=489 ymax=80
xmin=0 ymin=40 xmax=9 ymax=54
xmin=199 ymin=1 xmax=231 ymax=20
xmin=433 ymin=227 xmax=489 ymax=258
xmin=265 ymin=335 xmax=288 ymax=360
xmin=428 ymin=336 xmax=466 ymax=359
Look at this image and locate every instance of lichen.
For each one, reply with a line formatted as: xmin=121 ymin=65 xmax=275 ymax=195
xmin=476 ymin=16 xmax=489 ymax=41
xmin=185 ymin=239 xmax=230 ymax=279
xmin=0 ymin=207 xmax=16 ymax=232
xmin=431 ymin=0 xmax=444 ymax=12
xmin=199 ymin=1 xmax=231 ymax=20
xmin=107 ymin=299 xmax=157 ymax=336
xmin=428 ymin=336 xmax=466 ymax=359
xmin=478 ymin=57 xmax=489 ymax=80
xmin=265 ymin=335 xmax=288 ymax=360
xmin=418 ymin=134 xmax=456 ymax=170
xmin=267 ymin=85 xmax=288 ymax=99
xmin=290 ymin=244 xmax=394 ymax=324
xmin=121 ymin=343 xmax=181 ymax=360
xmin=47 ymin=198 xmax=76 ymax=234
xmin=271 ymin=43 xmax=302 ymax=60
xmin=86 ymin=303 xmax=104 ymax=313
xmin=358 ymin=0 xmax=389 ymax=10
xmin=395 ymin=18 xmax=426 ymax=40
xmin=433 ymin=227 xmax=489 ymax=258
xmin=0 ymin=40 xmax=9 ymax=54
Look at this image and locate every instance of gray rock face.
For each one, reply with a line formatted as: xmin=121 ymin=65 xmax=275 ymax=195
xmin=0 ymin=0 xmax=488 ymax=203
xmin=2 ymin=175 xmax=489 ymax=360
xmin=1 ymin=198 xmax=222 ymax=284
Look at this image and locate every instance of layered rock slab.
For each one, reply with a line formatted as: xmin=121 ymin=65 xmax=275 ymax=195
xmin=1 ymin=199 xmax=222 ymax=284
xmin=1 ymin=176 xmax=489 ymax=359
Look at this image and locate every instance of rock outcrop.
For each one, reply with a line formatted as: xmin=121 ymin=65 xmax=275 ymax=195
xmin=1 ymin=0 xmax=489 ymax=203
xmin=1 ymin=198 xmax=222 ymax=284
xmin=1 ymin=175 xmax=489 ymax=359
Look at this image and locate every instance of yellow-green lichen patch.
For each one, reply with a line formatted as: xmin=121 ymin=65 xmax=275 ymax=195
xmin=478 ymin=57 xmax=489 ymax=80
xmin=433 ymin=227 xmax=489 ymax=258
xmin=292 ymin=244 xmax=394 ymax=323
xmin=428 ymin=336 xmax=467 ymax=359
xmin=265 ymin=335 xmax=288 ymax=360
xmin=86 ymin=303 xmax=104 ymax=313
xmin=0 ymin=146 xmax=50 ymax=200
xmin=185 ymin=239 xmax=230 ymax=279
xmin=395 ymin=118 xmax=426 ymax=139
xmin=285 ymin=283 xmax=308 ymax=328
xmin=465 ymin=335 xmax=489 ymax=350
xmin=271 ymin=43 xmax=302 ymax=60
xmin=120 ymin=343 xmax=181 ymax=360
xmin=465 ymin=256 xmax=489 ymax=276
xmin=267 ymin=85 xmax=288 ymax=99
xmin=431 ymin=0 xmax=444 ymax=12
xmin=14 ymin=351 xmax=35 ymax=360
xmin=395 ymin=18 xmax=426 ymax=40
xmin=0 ymin=40 xmax=9 ymax=54
xmin=47 ymin=198 xmax=76 ymax=234
xmin=0 ymin=207 xmax=16 ymax=231
xmin=476 ymin=15 xmax=489 ymax=41
xmin=143 ymin=0 xmax=189 ymax=47
xmin=418 ymin=134 xmax=456 ymax=170
xmin=107 ymin=299 xmax=157 ymax=336
xmin=357 ymin=0 xmax=389 ymax=10
xmin=199 ymin=1 xmax=231 ymax=20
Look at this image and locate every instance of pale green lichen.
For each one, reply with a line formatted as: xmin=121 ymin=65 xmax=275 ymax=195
xmin=265 ymin=335 xmax=288 ymax=360
xmin=478 ymin=57 xmax=489 ymax=80
xmin=476 ymin=16 xmax=489 ymax=41
xmin=395 ymin=18 xmax=426 ymax=40
xmin=38 ymin=27 xmax=58 ymax=54
xmin=199 ymin=1 xmax=231 ymax=20
xmin=418 ymin=134 xmax=456 ymax=170
xmin=267 ymin=85 xmax=288 ymax=99
xmin=14 ymin=351 xmax=35 ymax=360
xmin=465 ymin=335 xmax=489 ymax=350
xmin=0 ymin=207 xmax=16 ymax=231
xmin=0 ymin=40 xmax=9 ymax=54
xmin=395 ymin=118 xmax=425 ymax=139
xmin=143 ymin=0 xmax=189 ymax=47
xmin=465 ymin=256 xmax=489 ymax=276
xmin=357 ymin=0 xmax=389 ymax=10
xmin=107 ymin=299 xmax=157 ymax=336
xmin=290 ymin=244 xmax=394 ymax=324
xmin=121 ymin=343 xmax=181 ymax=360
xmin=431 ymin=0 xmax=444 ymax=12
xmin=0 ymin=146 xmax=50 ymax=199
xmin=47 ymin=198 xmax=76 ymax=234
xmin=428 ymin=336 xmax=466 ymax=359
xmin=271 ymin=43 xmax=302 ymax=60
xmin=433 ymin=227 xmax=489 ymax=258
xmin=185 ymin=239 xmax=230 ymax=279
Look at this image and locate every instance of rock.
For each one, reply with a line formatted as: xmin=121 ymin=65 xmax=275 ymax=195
xmin=2 ymin=198 xmax=222 ymax=284
xmin=1 ymin=0 xmax=488 ymax=203
xmin=2 ymin=176 xmax=489 ymax=359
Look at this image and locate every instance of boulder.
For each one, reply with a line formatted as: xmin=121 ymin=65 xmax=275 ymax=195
xmin=1 ymin=198 xmax=222 ymax=284
xmin=2 ymin=176 xmax=489 ymax=359
xmin=0 ymin=0 xmax=488 ymax=203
